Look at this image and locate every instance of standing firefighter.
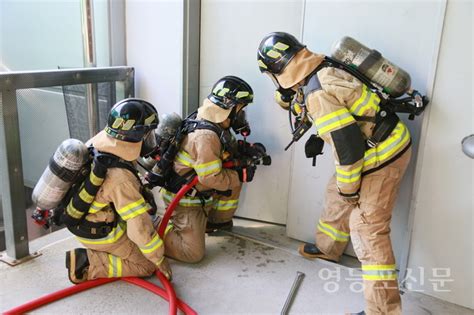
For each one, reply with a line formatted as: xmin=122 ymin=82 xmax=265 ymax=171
xmin=258 ymin=32 xmax=418 ymax=314
xmin=63 ymin=99 xmax=171 ymax=283
xmin=160 ymin=76 xmax=257 ymax=263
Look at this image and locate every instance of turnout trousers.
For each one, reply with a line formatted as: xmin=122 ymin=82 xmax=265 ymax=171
xmin=161 ymin=184 xmax=242 ymax=263
xmin=316 ymin=148 xmax=411 ymax=315
xmin=78 ymin=222 xmax=156 ymax=279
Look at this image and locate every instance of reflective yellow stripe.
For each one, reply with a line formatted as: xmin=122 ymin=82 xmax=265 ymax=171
xmin=364 ymin=122 xmax=410 ymax=167
xmin=362 ymin=274 xmax=397 ymax=281
xmin=362 ymin=264 xmax=396 ymax=270
xmin=66 ymin=204 xmax=83 ymax=219
xmin=165 ymin=224 xmax=173 ymax=236
xmin=78 ymin=188 xmax=95 ymax=204
xmin=194 ymin=159 xmax=222 ymax=176
xmin=319 ymin=220 xmax=349 ymax=236
xmin=139 ymin=233 xmax=163 ymax=254
xmin=78 ymin=222 xmax=126 ymax=245
xmin=315 ymin=109 xmax=355 ymax=135
xmin=317 ymin=220 xmax=349 ymax=242
xmin=336 ymin=166 xmax=362 ymax=183
xmin=350 ymin=87 xmax=380 ymax=116
xmin=176 ymin=150 xmax=194 ymax=168
xmin=155 ymin=256 xmax=165 ymax=266
xmin=90 ymin=170 xmax=105 ymax=186
xmin=117 ymin=198 xmax=148 ymax=220
xmin=88 ymin=201 xmax=108 ymax=214
xmin=161 ymin=189 xmax=213 ymax=207
xmin=107 ymin=254 xmax=123 ymax=278
xmin=215 ymin=199 xmax=239 ymax=211
xmin=362 ymin=264 xmax=397 ymax=280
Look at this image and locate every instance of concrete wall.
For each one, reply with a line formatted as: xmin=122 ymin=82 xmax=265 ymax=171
xmin=405 ymin=0 xmax=473 ymax=308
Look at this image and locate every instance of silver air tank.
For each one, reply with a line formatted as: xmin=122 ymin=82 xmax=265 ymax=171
xmin=32 ymin=139 xmax=90 ymax=210
xmin=331 ymin=36 xmax=411 ymax=97
xmin=156 ymin=112 xmax=182 ymax=143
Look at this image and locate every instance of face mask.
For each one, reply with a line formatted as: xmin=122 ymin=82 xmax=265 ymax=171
xmin=231 ymin=109 xmax=251 ymax=137
xmin=140 ymin=131 xmax=158 ymax=157
xmin=268 ymin=73 xmax=296 ymax=103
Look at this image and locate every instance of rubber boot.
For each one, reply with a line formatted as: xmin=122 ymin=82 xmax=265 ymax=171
xmin=206 ymin=220 xmax=233 ymax=233
xmin=298 ymin=243 xmax=337 ymax=262
xmin=66 ymin=248 xmax=89 ymax=284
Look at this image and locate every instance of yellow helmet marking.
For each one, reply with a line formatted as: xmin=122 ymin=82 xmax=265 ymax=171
xmin=267 ymin=49 xmax=282 ymax=59
xmin=258 ymin=59 xmax=268 ymax=69
xmin=236 ymin=91 xmax=250 ymax=98
xmin=274 ymin=42 xmax=289 ymax=51
xmin=144 ymin=113 xmax=156 ymax=125
xmin=121 ymin=119 xmax=136 ymax=131
xmin=112 ymin=118 xmax=124 ymax=129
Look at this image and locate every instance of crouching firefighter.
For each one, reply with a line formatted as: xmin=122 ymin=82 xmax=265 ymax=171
xmin=33 ymin=99 xmax=172 ymax=283
xmin=156 ymin=76 xmax=263 ymax=263
xmin=257 ymin=32 xmax=428 ymax=315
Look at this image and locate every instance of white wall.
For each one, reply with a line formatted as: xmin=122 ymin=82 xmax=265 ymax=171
xmin=200 ymin=0 xmax=305 ymax=224
xmin=125 ymin=0 xmax=184 ymax=115
xmin=406 ymin=0 xmax=473 ymax=308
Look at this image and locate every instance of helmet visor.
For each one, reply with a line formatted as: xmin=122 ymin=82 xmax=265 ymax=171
xmin=140 ymin=131 xmax=158 ymax=157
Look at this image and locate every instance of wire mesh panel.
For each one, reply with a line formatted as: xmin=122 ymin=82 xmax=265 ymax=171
xmin=0 ymin=67 xmax=134 ymax=259
xmin=62 ymin=82 xmax=116 ymax=142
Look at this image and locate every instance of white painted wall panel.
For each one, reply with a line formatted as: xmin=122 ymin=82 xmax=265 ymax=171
xmin=406 ymin=0 xmax=473 ymax=308
xmin=286 ymin=0 xmax=446 ymax=265
xmin=126 ymin=0 xmax=183 ymax=115
xmin=200 ymin=0 xmax=305 ymax=224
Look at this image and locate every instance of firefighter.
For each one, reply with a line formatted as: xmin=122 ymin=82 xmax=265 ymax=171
xmin=65 ymin=99 xmax=172 ymax=283
xmin=258 ymin=32 xmax=412 ymax=314
xmin=160 ymin=76 xmax=255 ymax=263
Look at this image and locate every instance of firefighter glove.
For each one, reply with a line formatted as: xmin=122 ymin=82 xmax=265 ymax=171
xmin=237 ymin=166 xmax=256 ymax=183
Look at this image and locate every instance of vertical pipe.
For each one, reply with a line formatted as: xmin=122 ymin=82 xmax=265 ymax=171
xmin=80 ymin=0 xmax=99 ymax=137
xmin=182 ymin=0 xmax=201 ymax=116
xmin=0 ymin=90 xmax=29 ymax=259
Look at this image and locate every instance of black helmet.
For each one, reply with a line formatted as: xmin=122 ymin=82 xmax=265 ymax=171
xmin=208 ymin=76 xmax=254 ymax=109
xmin=105 ymin=98 xmax=159 ymax=142
xmin=257 ymin=32 xmax=305 ymax=75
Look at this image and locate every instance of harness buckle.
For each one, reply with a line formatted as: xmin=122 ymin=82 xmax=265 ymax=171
xmin=367 ymin=138 xmax=377 ymax=148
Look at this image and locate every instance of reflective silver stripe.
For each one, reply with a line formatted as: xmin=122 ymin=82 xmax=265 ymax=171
xmin=316 ymin=111 xmax=353 ymax=131
xmin=364 ymin=124 xmax=408 ymax=163
xmin=351 ymin=88 xmax=372 ymax=115
xmin=363 ymin=270 xmax=397 ymax=276
xmin=317 ymin=221 xmax=349 ymax=242
xmin=118 ymin=201 xmax=147 ymax=220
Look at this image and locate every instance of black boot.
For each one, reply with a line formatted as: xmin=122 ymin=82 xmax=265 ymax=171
xmin=298 ymin=243 xmax=337 ymax=262
xmin=206 ymin=220 xmax=233 ymax=233
xmin=66 ymin=248 xmax=89 ymax=284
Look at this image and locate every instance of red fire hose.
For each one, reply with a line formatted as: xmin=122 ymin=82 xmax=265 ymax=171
xmin=3 ymin=176 xmax=202 ymax=315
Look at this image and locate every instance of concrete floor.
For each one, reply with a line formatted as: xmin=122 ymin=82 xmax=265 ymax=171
xmin=1 ymin=219 xmax=473 ymax=315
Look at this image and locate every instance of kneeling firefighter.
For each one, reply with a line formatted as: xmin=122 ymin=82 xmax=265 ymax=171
xmin=258 ymin=33 xmax=427 ymax=315
xmin=33 ymin=99 xmax=172 ymax=283
xmin=158 ymin=76 xmax=263 ymax=263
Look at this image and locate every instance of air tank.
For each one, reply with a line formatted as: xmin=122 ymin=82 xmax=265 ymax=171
xmin=331 ymin=36 xmax=411 ymax=97
xmin=32 ymin=139 xmax=90 ymax=210
xmin=156 ymin=112 xmax=182 ymax=143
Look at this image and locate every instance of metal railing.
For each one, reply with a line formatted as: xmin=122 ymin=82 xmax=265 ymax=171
xmin=0 ymin=67 xmax=134 ymax=263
